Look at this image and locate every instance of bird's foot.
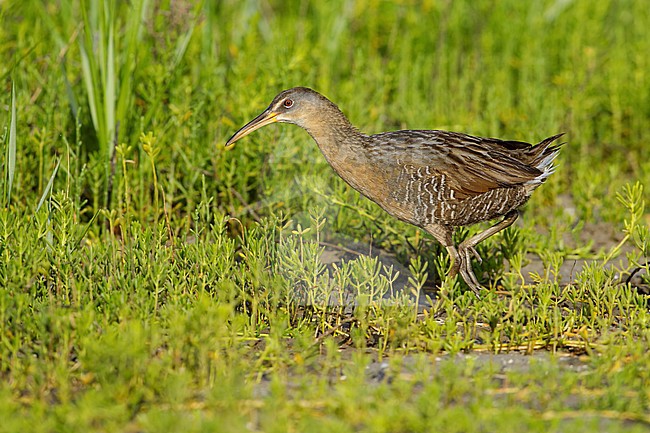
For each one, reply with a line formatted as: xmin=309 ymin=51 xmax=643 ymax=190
xmin=457 ymin=244 xmax=484 ymax=297
xmin=459 ymin=241 xmax=482 ymax=263
xmin=445 ymin=244 xmax=484 ymax=298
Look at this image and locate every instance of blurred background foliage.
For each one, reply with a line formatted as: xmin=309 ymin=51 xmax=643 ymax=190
xmin=1 ymin=0 xmax=648 ymax=233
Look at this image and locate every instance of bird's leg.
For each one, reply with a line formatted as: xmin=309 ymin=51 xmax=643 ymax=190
xmin=457 ymin=246 xmax=482 ymax=295
xmin=422 ymin=225 xmax=481 ymax=295
xmin=442 ymin=243 xmax=481 ymax=296
xmin=458 ymin=210 xmax=519 ymax=254
xmin=444 ymin=245 xmax=461 ymax=276
xmin=422 ymin=224 xmax=475 ymax=292
xmin=456 ymin=210 xmax=520 ymax=290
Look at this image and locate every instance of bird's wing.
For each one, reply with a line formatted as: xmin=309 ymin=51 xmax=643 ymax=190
xmin=372 ymin=130 xmax=543 ymax=200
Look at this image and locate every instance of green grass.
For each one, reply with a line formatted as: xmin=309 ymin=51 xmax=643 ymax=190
xmin=1 ymin=0 xmax=650 ymax=431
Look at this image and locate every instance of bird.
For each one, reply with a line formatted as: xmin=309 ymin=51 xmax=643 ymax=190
xmin=225 ymin=87 xmax=564 ymax=295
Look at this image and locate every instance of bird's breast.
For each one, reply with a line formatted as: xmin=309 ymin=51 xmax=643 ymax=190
xmin=322 ymin=149 xmax=424 ymax=225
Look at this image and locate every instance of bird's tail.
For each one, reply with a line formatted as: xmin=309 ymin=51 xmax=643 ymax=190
xmin=524 ymin=133 xmax=565 ymax=186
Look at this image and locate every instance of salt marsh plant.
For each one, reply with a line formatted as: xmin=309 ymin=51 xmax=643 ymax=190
xmin=1 ymin=1 xmax=650 ymax=431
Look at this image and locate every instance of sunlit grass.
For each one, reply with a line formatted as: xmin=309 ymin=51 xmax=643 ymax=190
xmin=0 ymin=0 xmax=649 ymax=431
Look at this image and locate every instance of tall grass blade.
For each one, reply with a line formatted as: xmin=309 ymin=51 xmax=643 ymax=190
xmin=79 ymin=0 xmax=115 ymax=153
xmin=0 ymin=45 xmax=38 ymax=83
xmin=79 ymin=8 xmax=102 ymax=144
xmin=171 ymin=1 xmax=202 ymax=70
xmin=5 ymin=82 xmax=17 ymax=206
xmin=116 ymin=0 xmax=148 ymax=129
xmin=36 ymin=158 xmax=61 ymax=213
xmin=105 ymin=7 xmax=116 ymax=157
xmin=61 ymin=62 xmax=79 ymax=119
xmin=78 ymin=0 xmax=149 ymax=207
xmin=142 ymin=0 xmax=196 ymax=128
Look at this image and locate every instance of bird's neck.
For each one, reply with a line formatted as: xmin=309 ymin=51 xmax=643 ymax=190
xmin=300 ymin=109 xmax=369 ymax=166
xmin=299 ymin=109 xmax=376 ymax=195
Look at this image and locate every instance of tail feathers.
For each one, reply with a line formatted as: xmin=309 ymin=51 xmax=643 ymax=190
xmin=524 ymin=133 xmax=565 ymax=186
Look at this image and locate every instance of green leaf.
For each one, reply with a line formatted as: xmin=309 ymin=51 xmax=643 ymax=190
xmin=5 ymin=82 xmax=17 ymax=205
xmin=36 ymin=158 xmax=61 ymax=213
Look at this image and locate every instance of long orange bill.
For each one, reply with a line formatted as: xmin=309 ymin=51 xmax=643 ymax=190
xmin=225 ymin=109 xmax=278 ymax=149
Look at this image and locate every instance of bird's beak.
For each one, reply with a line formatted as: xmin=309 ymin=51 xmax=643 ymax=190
xmin=225 ymin=109 xmax=279 ymax=149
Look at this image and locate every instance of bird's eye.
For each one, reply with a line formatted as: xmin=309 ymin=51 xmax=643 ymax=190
xmin=283 ymin=98 xmax=294 ymax=109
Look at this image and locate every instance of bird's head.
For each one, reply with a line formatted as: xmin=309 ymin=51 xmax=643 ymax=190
xmin=225 ymin=87 xmax=335 ymax=149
